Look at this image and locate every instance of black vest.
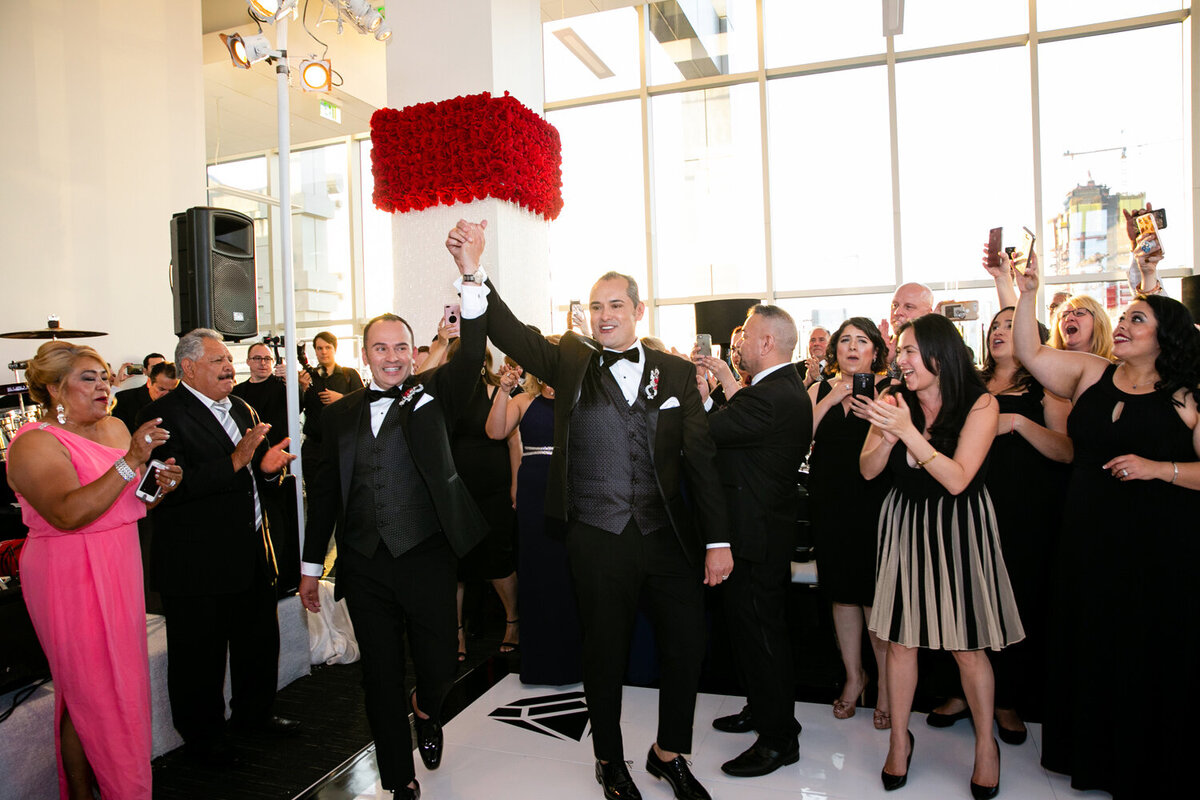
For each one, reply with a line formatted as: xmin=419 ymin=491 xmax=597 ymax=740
xmin=344 ymin=402 xmax=441 ymax=558
xmin=567 ymin=363 xmax=669 ymax=535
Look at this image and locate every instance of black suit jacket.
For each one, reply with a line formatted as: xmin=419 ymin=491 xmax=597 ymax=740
xmin=302 ymin=311 xmax=488 ymax=578
xmin=484 ymin=282 xmax=728 ymax=566
xmin=112 ymin=384 xmax=152 ymax=433
xmin=139 ymin=386 xmax=281 ymax=596
xmin=706 ymin=365 xmax=812 ymax=563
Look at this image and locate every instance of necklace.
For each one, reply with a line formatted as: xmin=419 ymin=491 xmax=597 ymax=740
xmin=1121 ymin=363 xmax=1156 ymax=390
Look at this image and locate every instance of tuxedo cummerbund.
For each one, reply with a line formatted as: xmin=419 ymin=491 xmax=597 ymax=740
xmin=567 ymin=367 xmax=668 ymax=535
xmin=344 ymin=405 xmax=441 ymax=558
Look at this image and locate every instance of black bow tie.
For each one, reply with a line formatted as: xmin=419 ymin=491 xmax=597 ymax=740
xmin=364 ymin=385 xmax=403 ymax=402
xmin=601 ymin=348 xmax=640 ymax=367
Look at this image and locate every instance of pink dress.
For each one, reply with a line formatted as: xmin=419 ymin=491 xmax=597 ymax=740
xmin=13 ymin=422 xmax=152 ymax=800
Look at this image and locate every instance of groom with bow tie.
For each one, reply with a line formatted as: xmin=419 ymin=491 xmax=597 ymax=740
xmin=298 ymin=308 xmax=488 ymax=800
xmin=447 ymin=220 xmax=731 ymax=800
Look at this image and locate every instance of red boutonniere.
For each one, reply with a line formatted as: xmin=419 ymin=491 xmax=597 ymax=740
xmin=645 ymin=368 xmax=660 ymax=400
xmin=398 ymin=384 xmax=424 ymax=408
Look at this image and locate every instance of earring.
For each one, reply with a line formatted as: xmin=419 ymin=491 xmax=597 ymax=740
xmin=56 ymin=404 xmax=67 ymax=425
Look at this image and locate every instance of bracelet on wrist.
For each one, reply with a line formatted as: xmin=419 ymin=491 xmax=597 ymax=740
xmin=114 ymin=457 xmax=136 ymax=483
xmin=915 ymin=450 xmax=939 ymax=468
xmin=1170 ymin=461 xmax=1178 ymax=484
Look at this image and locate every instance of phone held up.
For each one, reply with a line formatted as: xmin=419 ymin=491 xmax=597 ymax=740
xmin=986 ymin=227 xmax=1003 ymax=271
xmin=1135 ymin=211 xmax=1164 ymax=257
xmin=852 ymin=372 xmax=875 ymax=400
xmin=568 ymin=299 xmax=584 ymax=332
xmin=135 ymin=459 xmax=169 ymax=503
xmin=1003 ymin=226 xmax=1037 ymax=274
xmin=443 ymin=304 xmax=461 ymax=327
xmin=695 ymin=333 xmax=713 ymax=359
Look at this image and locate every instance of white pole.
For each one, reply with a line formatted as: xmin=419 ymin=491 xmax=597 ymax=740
xmin=274 ymin=17 xmax=307 ymax=562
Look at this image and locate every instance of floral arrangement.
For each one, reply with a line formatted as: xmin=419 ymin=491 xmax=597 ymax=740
xmin=370 ymin=91 xmax=564 ymax=220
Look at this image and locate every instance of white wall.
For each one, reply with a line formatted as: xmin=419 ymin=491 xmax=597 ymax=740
xmin=0 ymin=0 xmax=207 ymax=377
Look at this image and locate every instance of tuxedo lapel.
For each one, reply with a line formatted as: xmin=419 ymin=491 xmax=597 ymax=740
xmin=642 ymin=348 xmax=664 ymax=471
xmin=337 ymin=393 xmax=366 ymax=505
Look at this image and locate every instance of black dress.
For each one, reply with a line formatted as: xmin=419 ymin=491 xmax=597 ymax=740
xmin=452 ymin=382 xmax=516 ymax=581
xmin=983 ymin=384 xmax=1067 ymax=714
xmin=1040 ymin=364 xmax=1199 ymax=798
xmin=869 ymin=424 xmax=1024 ymax=651
xmin=808 ymin=379 xmax=891 ymax=605
xmin=515 ymin=395 xmax=582 ymax=685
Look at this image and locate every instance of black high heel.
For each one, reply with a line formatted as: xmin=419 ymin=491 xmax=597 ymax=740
xmin=881 ymin=729 xmax=914 ymax=791
xmin=970 ymin=737 xmax=1001 ymax=799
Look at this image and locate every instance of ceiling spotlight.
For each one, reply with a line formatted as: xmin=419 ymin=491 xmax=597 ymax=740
xmin=374 ymin=23 xmax=392 ymax=42
xmin=361 ymin=8 xmax=382 ymax=32
xmin=247 ymin=0 xmax=297 ymax=22
xmin=299 ymin=58 xmax=332 ymax=92
xmin=220 ymin=32 xmax=273 ymax=68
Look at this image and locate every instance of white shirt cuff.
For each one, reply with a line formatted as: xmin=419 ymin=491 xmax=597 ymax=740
xmin=300 ymin=561 xmax=325 ymax=577
xmin=706 ymin=542 xmax=730 ymax=549
xmin=455 ymin=268 xmax=490 ymax=319
xmin=703 ymin=396 xmax=714 ymax=412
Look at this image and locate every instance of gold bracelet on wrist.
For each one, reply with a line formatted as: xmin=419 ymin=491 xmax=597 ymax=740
xmin=915 ymin=451 xmax=939 ymax=468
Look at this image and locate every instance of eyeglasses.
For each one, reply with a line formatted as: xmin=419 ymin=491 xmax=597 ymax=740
xmin=248 ymin=356 xmax=275 ymax=363
xmin=1060 ymin=308 xmax=1092 ymax=320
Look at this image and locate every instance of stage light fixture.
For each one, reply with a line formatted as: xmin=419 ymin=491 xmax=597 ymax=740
xmin=299 ymin=58 xmax=332 ymax=92
xmin=361 ymin=8 xmax=382 ymax=32
xmin=220 ymin=32 xmax=273 ymax=68
xmin=374 ymin=23 xmax=392 ymax=42
xmin=248 ymin=0 xmax=298 ymax=22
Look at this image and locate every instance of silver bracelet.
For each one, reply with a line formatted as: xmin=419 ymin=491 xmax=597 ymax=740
xmin=1170 ymin=461 xmax=1178 ymax=484
xmin=114 ymin=457 xmax=136 ymax=483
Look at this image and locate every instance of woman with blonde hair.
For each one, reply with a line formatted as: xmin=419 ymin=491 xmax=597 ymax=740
xmin=6 ymin=340 xmax=181 ymax=800
xmin=1047 ymin=294 xmax=1114 ymax=360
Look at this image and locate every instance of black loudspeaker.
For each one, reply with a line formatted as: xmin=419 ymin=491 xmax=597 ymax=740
xmin=170 ymin=207 xmax=258 ymax=341
xmin=1181 ymin=274 xmax=1200 ymax=323
xmin=694 ymin=298 xmax=761 ymax=346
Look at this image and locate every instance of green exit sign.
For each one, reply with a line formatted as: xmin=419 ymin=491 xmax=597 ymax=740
xmin=320 ymin=99 xmax=342 ymax=123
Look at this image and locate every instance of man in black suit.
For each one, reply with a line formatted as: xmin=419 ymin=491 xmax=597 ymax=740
xmin=447 ymin=219 xmax=730 ymax=800
xmin=140 ymin=329 xmax=297 ymax=765
xmin=111 ymin=352 xmax=166 ymax=431
xmin=298 ymin=308 xmax=488 ymax=800
xmin=694 ymin=305 xmax=813 ymax=777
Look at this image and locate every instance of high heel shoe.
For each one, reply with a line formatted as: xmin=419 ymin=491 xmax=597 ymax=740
xmin=832 ymin=669 xmax=867 ymax=719
xmin=970 ymin=737 xmax=1000 ymax=799
xmin=880 ymin=729 xmax=914 ymax=791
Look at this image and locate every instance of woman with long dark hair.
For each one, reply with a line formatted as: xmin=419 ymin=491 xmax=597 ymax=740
xmin=1013 ymin=252 xmax=1200 ymax=799
xmin=859 ymin=314 xmax=1023 ymax=798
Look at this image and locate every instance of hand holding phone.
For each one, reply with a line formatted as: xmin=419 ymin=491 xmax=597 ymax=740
xmin=985 ymin=227 xmax=1003 ymax=273
xmin=694 ymin=334 xmax=712 ymax=361
xmin=135 ymin=459 xmax=169 ymax=503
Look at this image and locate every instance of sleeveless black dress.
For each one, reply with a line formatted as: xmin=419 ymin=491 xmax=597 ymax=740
xmin=869 ymin=423 xmax=1024 ymax=651
xmin=808 ymin=378 xmax=891 ymax=605
xmin=984 ymin=384 xmax=1067 ymax=712
xmin=1040 ymin=364 xmax=1199 ymax=798
xmin=452 ymin=381 xmax=516 ymax=581
xmin=515 ymin=396 xmax=583 ymax=685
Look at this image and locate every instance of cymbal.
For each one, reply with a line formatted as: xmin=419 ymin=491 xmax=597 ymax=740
xmin=0 ymin=328 xmax=107 ymax=339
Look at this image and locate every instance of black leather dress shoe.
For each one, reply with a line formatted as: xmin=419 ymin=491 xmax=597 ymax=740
xmin=595 ymin=760 xmax=642 ymax=800
xmin=881 ymin=730 xmax=914 ymax=792
xmin=925 ymin=707 xmax=970 ymax=728
xmin=996 ymin=724 xmax=1027 ymax=746
xmin=720 ymin=737 xmax=800 ymax=777
xmin=712 ymin=705 xmax=754 ymax=733
xmin=969 ymin=738 xmax=1001 ymax=799
xmin=411 ymin=690 xmax=443 ymax=770
xmin=646 ymin=747 xmax=711 ymax=800
xmin=395 ymin=779 xmax=421 ymax=800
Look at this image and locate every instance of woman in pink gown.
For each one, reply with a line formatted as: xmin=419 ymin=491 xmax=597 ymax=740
xmin=6 ymin=341 xmax=181 ymax=800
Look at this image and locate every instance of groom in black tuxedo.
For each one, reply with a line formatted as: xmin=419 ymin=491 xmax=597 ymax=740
xmin=447 ymin=220 xmax=730 ymax=800
xmin=298 ymin=307 xmax=487 ymax=800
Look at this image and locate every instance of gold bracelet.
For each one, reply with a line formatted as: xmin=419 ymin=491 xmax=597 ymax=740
xmin=915 ymin=451 xmax=939 ymax=468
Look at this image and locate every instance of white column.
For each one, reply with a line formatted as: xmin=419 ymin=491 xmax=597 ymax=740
xmin=384 ymin=0 xmax=552 ymax=343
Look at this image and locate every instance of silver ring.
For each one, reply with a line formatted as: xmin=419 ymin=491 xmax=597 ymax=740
xmin=721 ymin=574 xmax=729 ymax=580
xmin=169 ymin=479 xmax=177 ymax=487
xmin=1121 ymin=469 xmax=1129 ymax=477
xmin=144 ymin=434 xmax=153 ymax=444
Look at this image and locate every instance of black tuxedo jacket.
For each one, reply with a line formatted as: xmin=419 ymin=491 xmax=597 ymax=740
xmin=484 ymin=282 xmax=728 ymax=565
xmin=112 ymin=384 xmax=152 ymax=433
xmin=139 ymin=386 xmax=281 ymax=596
xmin=302 ymin=311 xmax=488 ymax=577
xmin=706 ymin=365 xmax=812 ymax=563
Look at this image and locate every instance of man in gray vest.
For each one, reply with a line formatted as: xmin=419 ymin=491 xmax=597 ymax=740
xmin=447 ymin=219 xmax=731 ymax=800
xmin=298 ymin=308 xmax=488 ymax=800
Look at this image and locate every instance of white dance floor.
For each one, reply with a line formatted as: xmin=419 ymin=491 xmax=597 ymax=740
xmin=349 ymin=675 xmax=1108 ymax=800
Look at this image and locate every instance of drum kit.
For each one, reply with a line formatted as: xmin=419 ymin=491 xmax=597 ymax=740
xmin=0 ymin=316 xmax=107 ymax=461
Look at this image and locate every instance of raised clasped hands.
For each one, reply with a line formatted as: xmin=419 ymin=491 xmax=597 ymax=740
xmin=498 ymin=363 xmax=523 ymax=393
xmin=859 ymin=390 xmax=910 ymax=444
xmin=445 ymin=218 xmax=488 ymax=274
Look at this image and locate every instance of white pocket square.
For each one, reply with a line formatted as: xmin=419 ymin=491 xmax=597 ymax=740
xmin=659 ymin=397 xmax=680 ymax=410
xmin=414 ymin=394 xmax=434 ymax=410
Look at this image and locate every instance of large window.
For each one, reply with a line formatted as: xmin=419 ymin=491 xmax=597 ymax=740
xmin=544 ymin=2 xmax=1194 ymax=354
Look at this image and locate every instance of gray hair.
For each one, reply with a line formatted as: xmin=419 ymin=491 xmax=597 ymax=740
xmin=749 ymin=304 xmax=798 ymax=356
xmin=595 ymin=271 xmax=640 ymax=306
xmin=175 ymin=328 xmax=223 ymax=365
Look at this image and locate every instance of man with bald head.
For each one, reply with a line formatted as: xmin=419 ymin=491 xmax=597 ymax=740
xmin=885 ymin=282 xmax=935 ymax=362
xmin=694 ymin=305 xmax=813 ymax=777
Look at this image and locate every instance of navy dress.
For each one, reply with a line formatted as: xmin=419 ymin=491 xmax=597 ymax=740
xmin=515 ymin=396 xmax=583 ymax=685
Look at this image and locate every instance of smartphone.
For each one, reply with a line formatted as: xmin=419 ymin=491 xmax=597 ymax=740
xmin=852 ymin=373 xmax=875 ymax=400
xmin=1135 ymin=212 xmax=1163 ymax=256
xmin=135 ymin=459 xmax=168 ymax=503
xmin=1009 ymin=226 xmax=1037 ymax=274
xmin=126 ymin=365 xmax=144 ymax=376
xmin=1151 ymin=208 xmax=1167 ymax=230
xmin=568 ymin=299 xmax=584 ymax=331
xmin=443 ymin=304 xmax=461 ymax=327
xmin=938 ymin=300 xmax=980 ymax=321
xmin=986 ymin=227 xmax=1003 ymax=270
xmin=695 ymin=333 xmax=712 ymax=356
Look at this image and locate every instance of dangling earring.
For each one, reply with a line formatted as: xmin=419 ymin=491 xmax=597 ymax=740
xmin=56 ymin=404 xmax=67 ymax=425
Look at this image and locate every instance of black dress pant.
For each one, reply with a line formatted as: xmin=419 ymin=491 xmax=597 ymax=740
xmin=161 ymin=573 xmax=280 ymax=745
xmin=338 ymin=535 xmax=457 ymax=789
xmin=722 ymin=549 xmax=800 ymax=745
xmin=567 ymin=519 xmax=705 ymax=761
